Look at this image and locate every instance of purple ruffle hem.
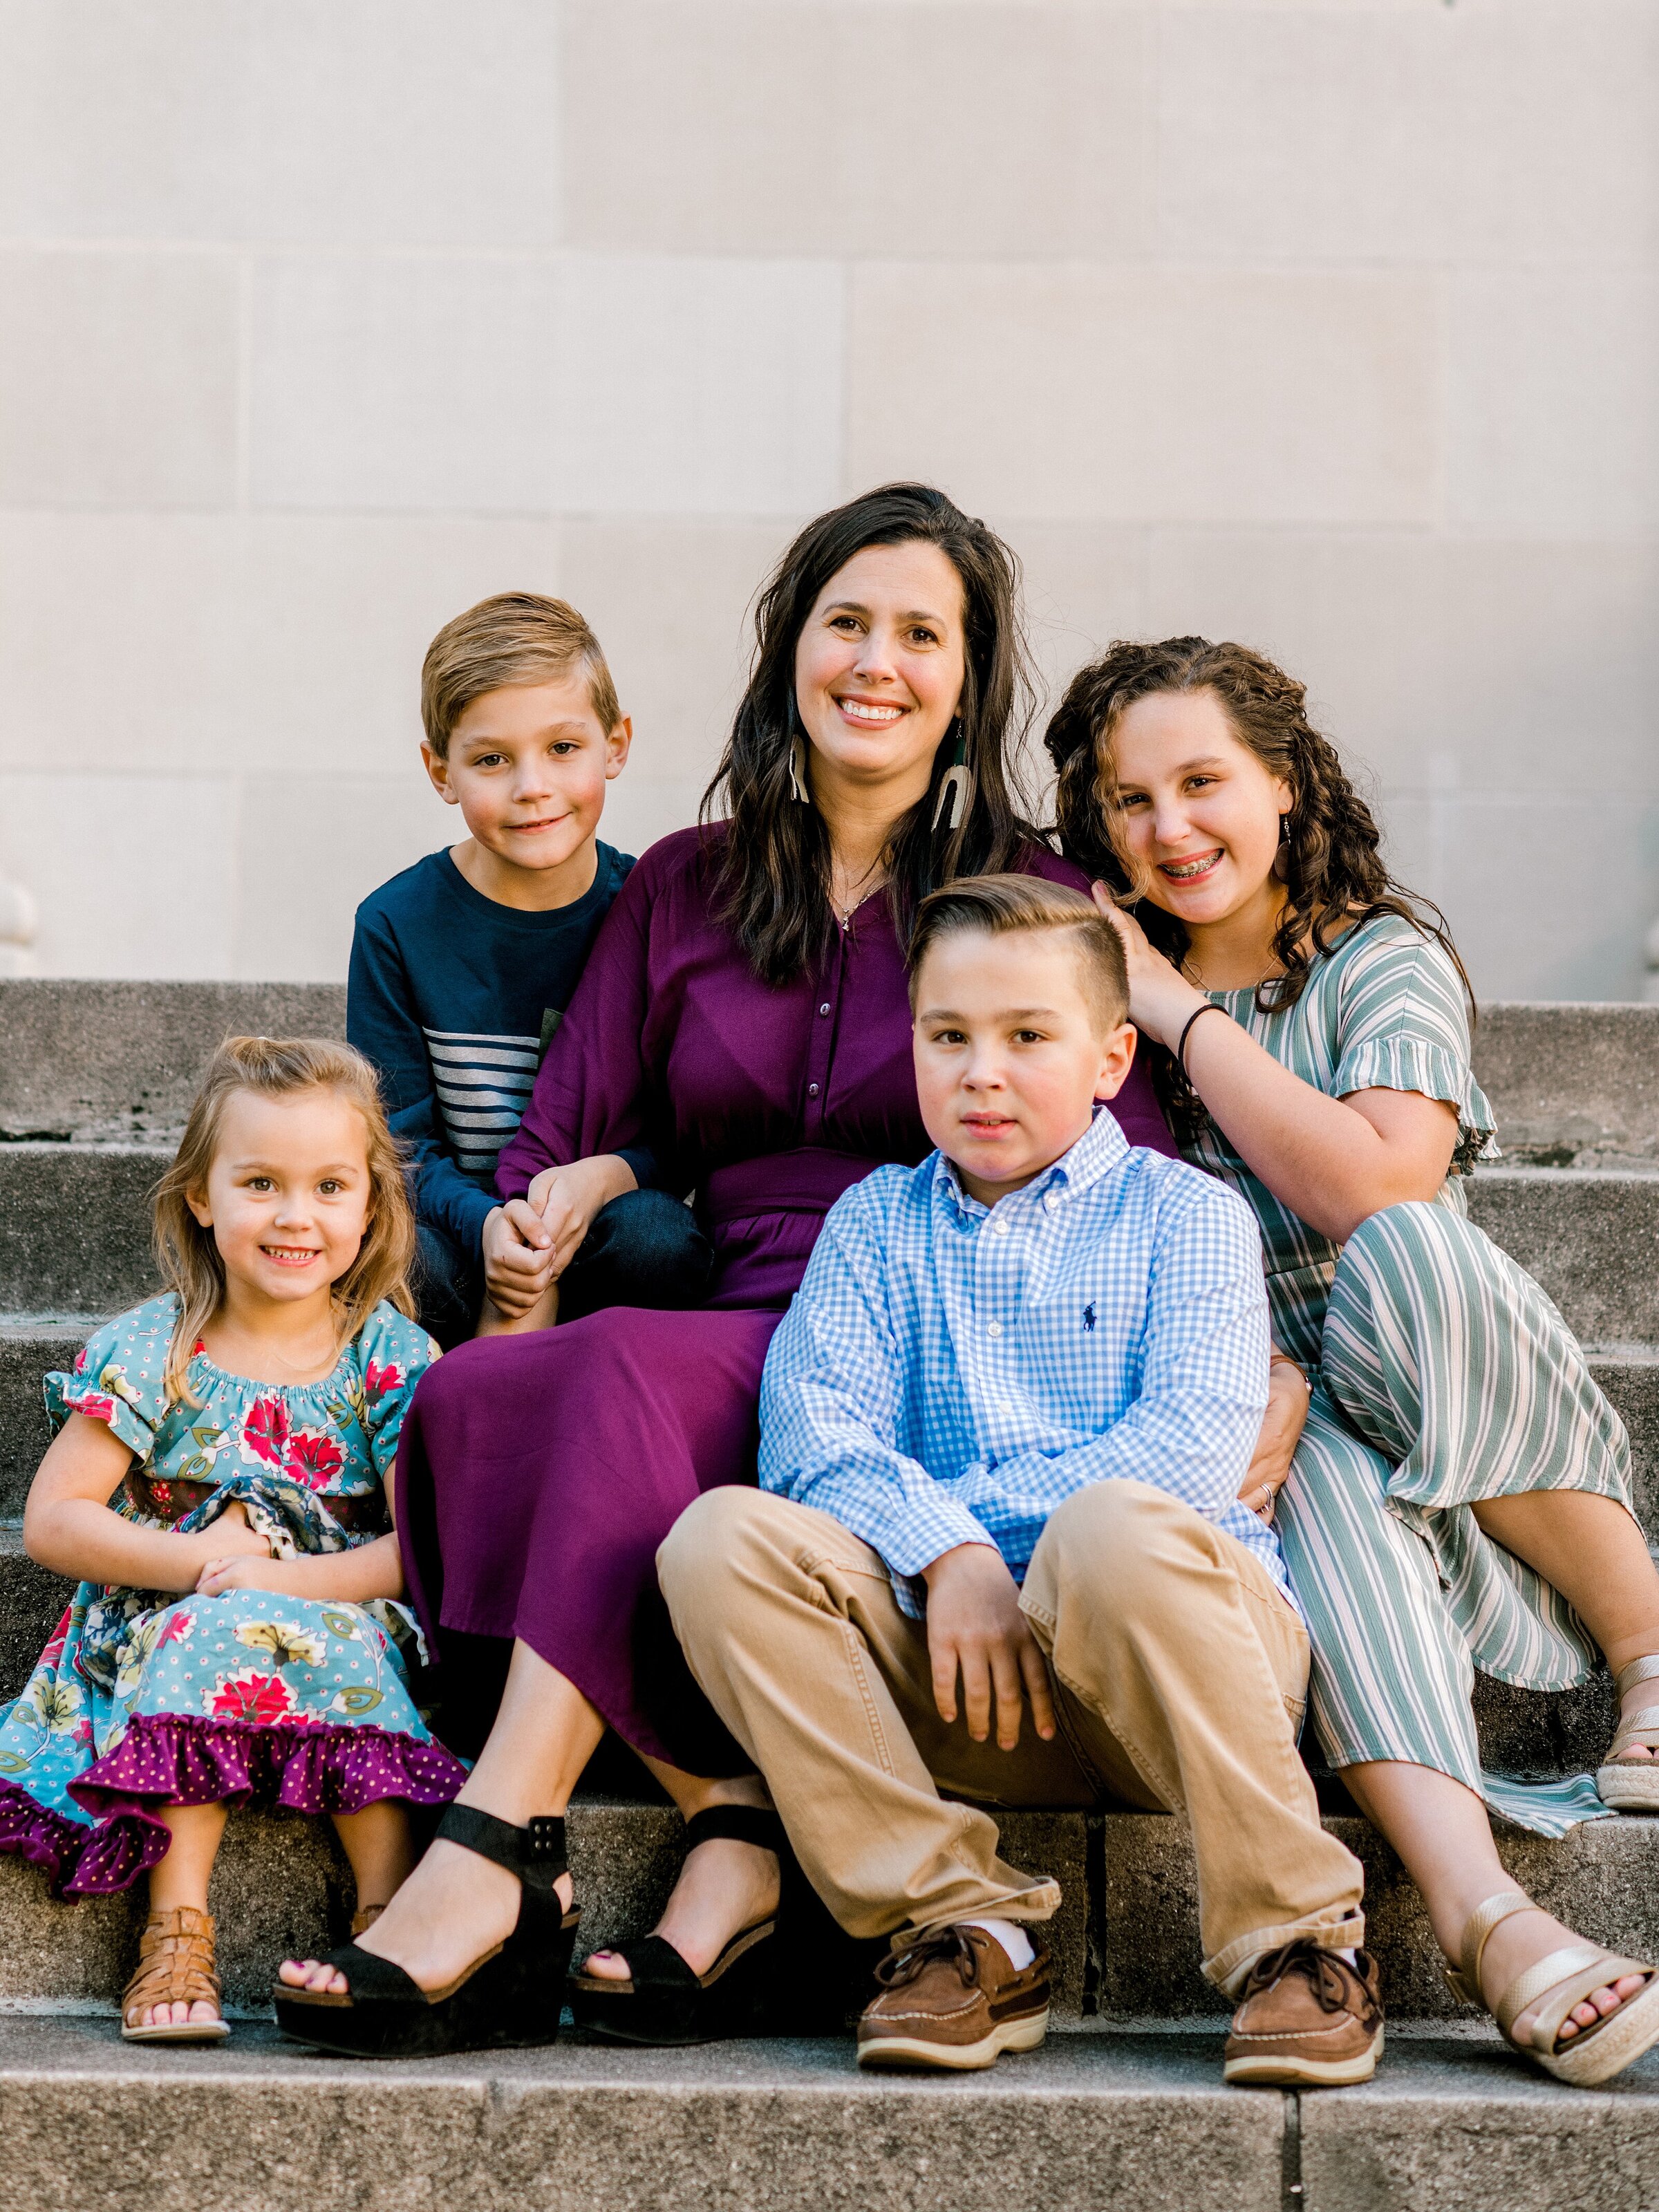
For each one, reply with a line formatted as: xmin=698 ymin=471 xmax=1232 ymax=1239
xmin=0 ymin=1712 xmax=466 ymax=1897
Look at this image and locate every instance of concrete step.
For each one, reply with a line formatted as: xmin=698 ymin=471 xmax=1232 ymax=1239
xmin=0 ymin=1144 xmax=171 ymax=1313
xmin=3 ymin=1138 xmax=1656 ymax=1349
xmin=1467 ymin=1168 xmax=1659 ymax=1348
xmin=1472 ymin=1000 xmax=1659 ymax=1172
xmin=0 ymin=982 xmax=345 ymax=1143
xmin=0 ymin=1735 xmax=1653 ymax=2027
xmin=0 ymin=1794 xmax=1087 ymax=2020
xmin=0 ymin=1533 xmax=1628 ymax=1785
xmin=0 ymin=2017 xmax=1291 ymax=2212
xmin=1 ymin=1327 xmax=1623 ymax=1534
xmin=4 ymin=984 xmax=1653 ymax=1160
xmin=0 ymin=2014 xmax=1656 ymax=2212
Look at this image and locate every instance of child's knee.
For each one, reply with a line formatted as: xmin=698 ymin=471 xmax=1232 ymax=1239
xmin=1026 ymin=1480 xmax=1206 ymax=1622
xmin=658 ymin=1485 xmax=780 ymax=1624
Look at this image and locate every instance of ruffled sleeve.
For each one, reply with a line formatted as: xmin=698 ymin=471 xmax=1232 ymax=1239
xmin=1329 ymin=919 xmax=1499 ymax=1176
xmin=43 ymin=1295 xmax=180 ymax=1461
xmin=353 ymin=1304 xmax=440 ymax=1479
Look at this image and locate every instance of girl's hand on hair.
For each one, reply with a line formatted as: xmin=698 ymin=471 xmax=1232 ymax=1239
xmin=1089 ymin=885 xmax=1206 ymax=1051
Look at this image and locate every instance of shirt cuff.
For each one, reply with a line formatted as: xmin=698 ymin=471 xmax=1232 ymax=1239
xmin=615 ymin=1145 xmax=658 ymax=1193
xmin=877 ymin=1500 xmax=1001 ymax=1580
xmin=452 ymin=1183 xmax=500 ymax=1256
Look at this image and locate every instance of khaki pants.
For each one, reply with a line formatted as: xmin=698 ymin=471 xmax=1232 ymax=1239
xmin=660 ymin=1479 xmax=1365 ymax=1993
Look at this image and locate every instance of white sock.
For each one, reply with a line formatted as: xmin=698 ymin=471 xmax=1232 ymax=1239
xmin=964 ymin=1917 xmax=1034 ymax=1970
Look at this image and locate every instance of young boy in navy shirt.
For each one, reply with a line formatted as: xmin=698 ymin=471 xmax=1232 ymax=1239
xmin=349 ymin=592 xmax=709 ymax=1341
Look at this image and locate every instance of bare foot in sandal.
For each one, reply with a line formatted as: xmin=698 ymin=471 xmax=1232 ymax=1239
xmin=1480 ymin=1904 xmax=1649 ymax=2047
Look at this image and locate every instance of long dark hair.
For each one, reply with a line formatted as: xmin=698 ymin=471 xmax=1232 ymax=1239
xmin=702 ymin=483 xmax=1041 ymax=984
xmin=1045 ymin=635 xmax=1472 ymax=1017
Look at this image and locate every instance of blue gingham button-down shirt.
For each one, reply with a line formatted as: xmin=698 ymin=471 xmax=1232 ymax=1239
xmin=758 ymin=1107 xmax=1289 ymax=1617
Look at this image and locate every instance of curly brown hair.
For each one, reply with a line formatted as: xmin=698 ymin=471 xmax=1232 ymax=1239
xmin=1044 ymin=635 xmax=1472 ymax=1018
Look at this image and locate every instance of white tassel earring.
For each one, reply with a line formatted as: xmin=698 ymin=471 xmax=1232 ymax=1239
xmin=787 ymin=737 xmax=810 ymax=805
xmin=931 ymin=724 xmax=973 ymax=832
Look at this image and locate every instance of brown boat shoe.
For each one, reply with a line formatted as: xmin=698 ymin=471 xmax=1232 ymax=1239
xmin=856 ymin=1923 xmax=1051 ymax=2072
xmin=1224 ymin=1940 xmax=1384 ymax=2086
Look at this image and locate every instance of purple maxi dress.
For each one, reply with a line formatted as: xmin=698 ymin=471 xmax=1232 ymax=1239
xmin=395 ymin=826 xmax=1174 ymax=1768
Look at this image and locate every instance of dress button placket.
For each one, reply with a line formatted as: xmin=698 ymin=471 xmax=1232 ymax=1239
xmin=804 ymin=934 xmax=845 ymax=1134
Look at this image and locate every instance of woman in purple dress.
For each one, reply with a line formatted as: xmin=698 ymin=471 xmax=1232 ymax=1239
xmin=274 ymin=484 xmax=1175 ymax=2059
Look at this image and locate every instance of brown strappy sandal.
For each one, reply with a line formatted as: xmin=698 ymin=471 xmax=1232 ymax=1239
xmin=120 ymin=1906 xmax=231 ymax=2043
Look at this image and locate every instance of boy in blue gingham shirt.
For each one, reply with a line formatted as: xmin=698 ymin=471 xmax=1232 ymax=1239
xmin=662 ymin=876 xmax=1374 ymax=2087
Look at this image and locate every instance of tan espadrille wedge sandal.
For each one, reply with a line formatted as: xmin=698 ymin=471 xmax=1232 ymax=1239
xmin=1443 ymin=1888 xmax=1659 ymax=2086
xmin=1597 ymin=1656 xmax=1659 ymax=1811
xmin=120 ymin=1905 xmax=231 ymax=2043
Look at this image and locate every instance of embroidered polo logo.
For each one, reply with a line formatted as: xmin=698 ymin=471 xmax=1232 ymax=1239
xmin=1082 ymin=1303 xmax=1096 ymax=1333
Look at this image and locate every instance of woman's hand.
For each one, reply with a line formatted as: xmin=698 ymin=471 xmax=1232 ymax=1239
xmin=523 ymin=1155 xmax=637 ymax=1277
xmin=1239 ymin=1356 xmax=1311 ymax=1524
xmin=483 ymin=1154 xmax=641 ymax=1322
xmin=1089 ymin=887 xmax=1206 ymax=1050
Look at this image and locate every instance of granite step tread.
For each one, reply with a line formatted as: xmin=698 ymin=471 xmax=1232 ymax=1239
xmin=0 ymin=2014 xmax=1653 ymax=2212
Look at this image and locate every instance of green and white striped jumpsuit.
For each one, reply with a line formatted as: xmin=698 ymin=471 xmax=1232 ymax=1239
xmin=1181 ymin=913 xmax=1630 ymax=1835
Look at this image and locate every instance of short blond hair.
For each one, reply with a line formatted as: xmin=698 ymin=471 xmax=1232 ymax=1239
xmin=907 ymin=874 xmax=1130 ymax=1035
xmin=152 ymin=1037 xmax=417 ymax=1404
xmin=420 ymin=592 xmax=621 ymax=760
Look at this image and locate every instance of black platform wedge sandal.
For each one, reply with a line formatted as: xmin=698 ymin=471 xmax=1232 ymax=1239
xmin=272 ymin=1804 xmax=579 ymax=2059
xmin=569 ymin=1804 xmax=787 ymax=2047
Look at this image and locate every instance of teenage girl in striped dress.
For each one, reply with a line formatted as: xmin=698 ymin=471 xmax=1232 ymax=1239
xmin=1047 ymin=635 xmax=1659 ymax=2088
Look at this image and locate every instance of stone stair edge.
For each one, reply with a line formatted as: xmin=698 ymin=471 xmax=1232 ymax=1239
xmin=0 ymin=2014 xmax=1647 ymax=2212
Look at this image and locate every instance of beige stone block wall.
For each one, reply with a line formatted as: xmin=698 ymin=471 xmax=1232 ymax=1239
xmin=0 ymin=0 xmax=1653 ymax=998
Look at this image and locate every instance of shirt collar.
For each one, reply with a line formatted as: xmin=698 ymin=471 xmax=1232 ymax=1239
xmin=932 ymin=1105 xmax=1130 ymax=1224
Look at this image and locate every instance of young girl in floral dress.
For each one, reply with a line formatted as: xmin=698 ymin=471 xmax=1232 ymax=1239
xmin=0 ymin=1035 xmax=465 ymax=2041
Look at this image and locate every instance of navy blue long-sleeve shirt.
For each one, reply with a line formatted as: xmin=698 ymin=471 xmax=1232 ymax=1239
xmin=347 ymin=843 xmax=636 ymax=1258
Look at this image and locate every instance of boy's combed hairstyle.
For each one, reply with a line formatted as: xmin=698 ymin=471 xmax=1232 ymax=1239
xmin=420 ymin=592 xmax=621 ymax=760
xmin=152 ymin=1036 xmax=418 ymax=1404
xmin=907 ymin=874 xmax=1130 ymax=1035
xmin=702 ymin=483 xmax=1043 ymax=986
xmin=1044 ymin=635 xmax=1471 ymax=1020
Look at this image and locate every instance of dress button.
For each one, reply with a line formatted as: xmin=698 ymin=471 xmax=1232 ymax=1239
xmin=818 ymin=1003 xmax=831 ymax=1017
xmin=807 ymin=1082 xmax=820 ymax=1097
xmin=987 ymin=1320 xmax=1003 ymax=1338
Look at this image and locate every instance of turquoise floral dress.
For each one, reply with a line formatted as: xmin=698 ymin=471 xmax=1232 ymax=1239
xmin=0 ymin=1295 xmax=467 ymax=1895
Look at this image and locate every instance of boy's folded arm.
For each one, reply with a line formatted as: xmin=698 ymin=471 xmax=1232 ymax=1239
xmin=758 ymin=1195 xmax=998 ymax=1577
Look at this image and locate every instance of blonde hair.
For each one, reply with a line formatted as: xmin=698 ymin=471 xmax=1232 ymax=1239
xmin=906 ymin=874 xmax=1130 ymax=1035
xmin=420 ymin=591 xmax=621 ymax=760
xmin=152 ymin=1036 xmax=416 ymax=1404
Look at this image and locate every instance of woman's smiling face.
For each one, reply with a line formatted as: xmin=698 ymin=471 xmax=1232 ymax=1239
xmin=791 ymin=540 xmax=967 ymax=798
xmin=1107 ymin=688 xmax=1293 ymax=929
